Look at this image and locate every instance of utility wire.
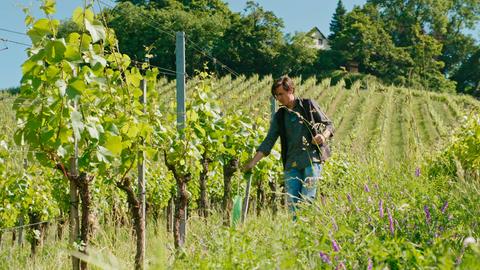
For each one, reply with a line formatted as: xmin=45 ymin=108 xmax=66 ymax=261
xmin=0 ymin=37 xmax=30 ymax=47
xmin=98 ymin=0 xmax=176 ymax=40
xmin=129 ymin=59 xmax=184 ymax=77
xmin=185 ymin=36 xmax=240 ymax=78
xmin=95 ymin=0 xmax=185 ymax=79
xmin=0 ymin=27 xmax=27 ymax=36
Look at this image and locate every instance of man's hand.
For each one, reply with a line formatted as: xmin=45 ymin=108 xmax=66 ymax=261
xmin=242 ymin=151 xmax=266 ymax=172
xmin=242 ymin=161 xmax=255 ymax=172
xmin=312 ymin=134 xmax=326 ymax=145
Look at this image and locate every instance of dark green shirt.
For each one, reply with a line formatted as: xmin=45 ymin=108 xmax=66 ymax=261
xmin=258 ymin=98 xmax=334 ymax=170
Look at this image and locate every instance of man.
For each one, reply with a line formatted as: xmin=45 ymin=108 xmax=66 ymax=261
xmin=244 ymin=76 xmax=334 ymax=214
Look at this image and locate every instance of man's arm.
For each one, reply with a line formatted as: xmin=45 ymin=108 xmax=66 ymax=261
xmin=243 ymin=151 xmax=266 ymax=172
xmin=310 ymin=100 xmax=334 ymax=145
xmin=244 ymin=111 xmax=280 ymax=171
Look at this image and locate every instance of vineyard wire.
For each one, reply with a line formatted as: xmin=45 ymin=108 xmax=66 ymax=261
xmin=0 ymin=217 xmax=67 ymax=232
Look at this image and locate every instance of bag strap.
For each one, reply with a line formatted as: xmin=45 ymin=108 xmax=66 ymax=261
xmin=277 ymin=107 xmax=287 ymax=169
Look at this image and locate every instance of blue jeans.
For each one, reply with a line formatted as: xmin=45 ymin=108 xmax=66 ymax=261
xmin=284 ymin=163 xmax=322 ymax=213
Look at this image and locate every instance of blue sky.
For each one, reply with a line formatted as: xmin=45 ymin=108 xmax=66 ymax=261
xmin=0 ymin=0 xmax=369 ymax=89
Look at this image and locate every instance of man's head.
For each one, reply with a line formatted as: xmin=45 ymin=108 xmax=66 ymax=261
xmin=271 ymin=75 xmax=295 ymax=107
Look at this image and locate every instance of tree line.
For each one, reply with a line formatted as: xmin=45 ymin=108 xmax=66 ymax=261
xmin=58 ymin=0 xmax=479 ymax=95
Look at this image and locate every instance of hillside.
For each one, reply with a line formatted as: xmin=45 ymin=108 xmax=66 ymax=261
xmin=1 ymin=77 xmax=479 ymax=269
xmin=1 ymin=76 xmax=479 ymax=168
xmin=155 ymin=75 xmax=480 ymax=165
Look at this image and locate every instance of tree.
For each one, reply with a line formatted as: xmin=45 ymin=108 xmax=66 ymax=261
xmin=328 ymin=0 xmax=347 ymax=42
xmin=277 ymin=33 xmax=318 ymax=77
xmin=452 ymin=47 xmax=480 ymax=95
xmin=107 ymin=2 xmax=230 ymax=76
xmin=215 ymin=1 xmax=285 ymax=76
xmin=330 ymin=5 xmax=412 ymax=80
xmin=408 ymin=25 xmax=456 ymax=92
xmin=365 ymin=0 xmax=480 ymax=91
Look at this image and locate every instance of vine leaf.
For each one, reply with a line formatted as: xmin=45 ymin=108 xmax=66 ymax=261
xmin=85 ymin=20 xmax=106 ymax=43
xmin=71 ymin=109 xmax=84 ymax=140
xmin=105 ymin=134 xmax=122 ymax=155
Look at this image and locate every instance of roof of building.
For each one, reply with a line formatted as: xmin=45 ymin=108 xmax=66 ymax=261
xmin=308 ymin=27 xmax=328 ymax=40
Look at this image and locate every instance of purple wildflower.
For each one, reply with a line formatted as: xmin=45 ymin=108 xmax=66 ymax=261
xmin=424 ymin=205 xmax=431 ymax=224
xmin=331 ymin=238 xmax=341 ymax=252
xmin=441 ymin=201 xmax=448 ymax=214
xmin=387 ymin=208 xmax=395 ymax=235
xmin=319 ymin=252 xmax=331 ymax=264
xmin=331 ymin=217 xmax=338 ymax=232
xmin=364 ymin=183 xmax=370 ymax=192
xmin=379 ymin=199 xmax=384 ymax=218
xmin=415 ymin=167 xmax=420 ymax=177
xmin=367 ymin=258 xmax=373 ymax=270
xmin=336 ymin=261 xmax=346 ymax=270
xmin=374 ymin=183 xmax=379 ymax=190
xmin=347 ymin=193 xmax=352 ymax=203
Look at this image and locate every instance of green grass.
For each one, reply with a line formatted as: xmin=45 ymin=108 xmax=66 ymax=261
xmin=1 ymin=154 xmax=479 ymax=269
xmin=1 ymin=78 xmax=480 ymax=269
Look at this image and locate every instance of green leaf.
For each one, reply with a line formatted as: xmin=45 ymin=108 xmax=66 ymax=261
xmin=105 ymin=134 xmax=122 ymax=155
xmin=45 ymin=65 xmax=60 ymax=81
xmin=121 ymin=123 xmax=139 ymax=138
xmin=57 ymin=145 xmax=67 ymax=158
xmin=80 ymin=33 xmax=93 ymax=51
xmin=132 ymin=87 xmax=143 ymax=98
xmin=27 ymin=19 xmax=49 ymax=44
xmin=86 ymin=124 xmax=99 ymax=140
xmin=125 ymin=69 xmax=142 ymax=87
xmin=72 ymin=7 xmax=94 ymax=28
xmin=25 ymin=15 xmax=35 ymax=26
xmin=96 ymin=146 xmax=112 ymax=163
xmin=32 ymin=18 xmax=52 ymax=35
xmin=72 ymin=7 xmax=83 ymax=27
xmin=40 ymin=129 xmax=55 ymax=143
xmin=14 ymin=130 xmax=25 ymax=146
xmin=71 ymin=109 xmax=84 ymax=141
xmin=64 ymin=43 xmax=81 ymax=61
xmin=41 ymin=0 xmax=56 ymax=15
xmin=67 ymin=79 xmax=86 ymax=99
xmin=85 ymin=19 xmax=106 ymax=43
xmin=35 ymin=152 xmax=51 ymax=167
xmin=21 ymin=60 xmax=37 ymax=75
xmin=55 ymin=79 xmax=67 ymax=97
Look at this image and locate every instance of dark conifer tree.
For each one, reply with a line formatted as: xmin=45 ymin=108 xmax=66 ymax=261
xmin=328 ymin=0 xmax=347 ymax=41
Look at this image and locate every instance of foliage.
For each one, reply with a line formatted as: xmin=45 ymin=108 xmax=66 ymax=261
xmin=107 ymin=1 xmax=230 ymax=76
xmin=452 ymin=48 xmax=480 ymax=96
xmin=428 ymin=113 xmax=480 ymax=180
xmin=57 ymin=0 xmax=479 ymax=94
xmin=2 ymin=0 xmax=480 ymax=260
xmin=214 ymin=1 xmax=285 ymax=77
xmin=277 ymin=33 xmax=318 ymax=77
xmin=364 ymin=0 xmax=480 ymax=91
xmin=328 ymin=0 xmax=347 ymax=42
